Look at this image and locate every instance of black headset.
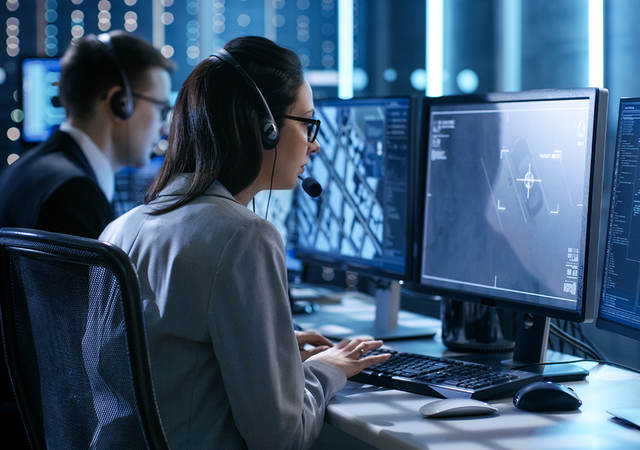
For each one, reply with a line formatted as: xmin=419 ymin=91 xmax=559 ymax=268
xmin=97 ymin=33 xmax=134 ymax=120
xmin=210 ymin=48 xmax=279 ymax=150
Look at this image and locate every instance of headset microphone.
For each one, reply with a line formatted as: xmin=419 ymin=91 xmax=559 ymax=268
xmin=298 ymin=175 xmax=322 ymax=198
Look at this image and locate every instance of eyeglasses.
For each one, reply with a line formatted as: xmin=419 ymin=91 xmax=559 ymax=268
xmin=132 ymin=92 xmax=172 ymax=121
xmin=284 ymin=115 xmax=321 ymax=143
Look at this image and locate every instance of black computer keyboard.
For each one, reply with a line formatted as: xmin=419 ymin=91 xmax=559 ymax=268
xmin=351 ymin=349 xmax=542 ymax=401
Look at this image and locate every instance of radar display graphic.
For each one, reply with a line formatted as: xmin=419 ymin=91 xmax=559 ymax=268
xmin=421 ymin=99 xmax=592 ymax=309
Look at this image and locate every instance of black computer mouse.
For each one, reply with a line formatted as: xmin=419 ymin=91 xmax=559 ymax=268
xmin=513 ymin=381 xmax=582 ymax=412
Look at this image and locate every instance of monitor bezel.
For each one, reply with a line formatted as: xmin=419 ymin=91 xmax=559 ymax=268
xmin=596 ymin=97 xmax=640 ymax=341
xmin=410 ymin=88 xmax=609 ymax=323
xmin=293 ymin=95 xmax=419 ymax=282
xmin=19 ymin=56 xmax=63 ymax=146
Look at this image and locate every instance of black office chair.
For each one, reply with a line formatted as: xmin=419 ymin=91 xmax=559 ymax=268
xmin=0 ymin=228 xmax=169 ymax=449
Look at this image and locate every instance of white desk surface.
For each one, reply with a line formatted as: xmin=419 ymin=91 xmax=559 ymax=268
xmin=296 ymin=295 xmax=640 ymax=450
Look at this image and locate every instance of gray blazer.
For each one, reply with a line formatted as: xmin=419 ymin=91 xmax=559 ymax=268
xmin=100 ymin=175 xmax=346 ymax=449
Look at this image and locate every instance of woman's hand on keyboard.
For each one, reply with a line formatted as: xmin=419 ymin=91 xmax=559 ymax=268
xmin=307 ymin=338 xmax=391 ymax=378
xmin=295 ymin=330 xmax=334 ymax=361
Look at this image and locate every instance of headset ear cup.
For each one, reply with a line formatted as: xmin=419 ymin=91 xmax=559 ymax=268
xmin=261 ymin=119 xmax=279 ymax=150
xmin=110 ymin=88 xmax=133 ymax=119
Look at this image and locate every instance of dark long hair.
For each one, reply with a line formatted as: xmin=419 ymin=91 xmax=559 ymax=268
xmin=145 ymin=36 xmax=304 ymax=214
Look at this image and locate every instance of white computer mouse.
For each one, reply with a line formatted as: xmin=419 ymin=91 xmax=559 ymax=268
xmin=419 ymin=398 xmax=498 ymax=418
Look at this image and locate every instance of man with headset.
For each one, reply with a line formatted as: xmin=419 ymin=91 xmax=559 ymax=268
xmin=0 ymin=30 xmax=174 ymax=238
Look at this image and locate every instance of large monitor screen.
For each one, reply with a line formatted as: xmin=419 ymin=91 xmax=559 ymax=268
xmin=419 ymin=89 xmax=608 ymax=321
xmin=597 ymin=98 xmax=640 ymax=341
xmin=20 ymin=57 xmax=65 ymax=143
xmin=293 ymin=97 xmax=413 ymax=279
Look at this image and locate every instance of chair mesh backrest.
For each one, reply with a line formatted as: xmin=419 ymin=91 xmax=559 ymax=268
xmin=0 ymin=232 xmax=158 ymax=449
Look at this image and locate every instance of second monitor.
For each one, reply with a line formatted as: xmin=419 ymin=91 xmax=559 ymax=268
xmin=294 ymin=96 xmax=413 ymax=280
xmin=417 ymin=88 xmax=609 ymax=368
xmin=292 ymin=96 xmax=426 ymax=339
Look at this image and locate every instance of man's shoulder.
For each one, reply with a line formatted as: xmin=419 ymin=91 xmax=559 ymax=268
xmin=1 ymin=131 xmax=90 ymax=184
xmin=28 ymin=131 xmax=89 ymax=177
xmin=0 ymin=131 xmax=107 ymax=232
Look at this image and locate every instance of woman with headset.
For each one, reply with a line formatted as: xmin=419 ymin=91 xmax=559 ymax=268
xmin=100 ymin=36 xmax=390 ymax=449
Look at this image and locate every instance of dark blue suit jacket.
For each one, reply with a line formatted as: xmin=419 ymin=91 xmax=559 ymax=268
xmin=0 ymin=130 xmax=115 ymax=238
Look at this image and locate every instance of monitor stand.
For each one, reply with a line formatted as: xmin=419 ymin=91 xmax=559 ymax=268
xmin=354 ymin=279 xmax=437 ymax=341
xmin=440 ymin=297 xmax=515 ymax=353
xmin=300 ymin=279 xmax=436 ymax=342
xmin=502 ymin=312 xmax=588 ymax=382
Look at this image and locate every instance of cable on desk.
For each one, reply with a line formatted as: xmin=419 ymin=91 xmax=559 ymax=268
xmin=513 ymin=358 xmax=640 ymax=375
xmin=549 ymin=322 xmax=607 ymax=361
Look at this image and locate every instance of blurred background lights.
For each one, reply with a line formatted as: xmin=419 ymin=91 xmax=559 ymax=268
xmin=156 ymin=139 xmax=169 ymax=154
xmin=45 ymin=9 xmax=58 ymax=23
xmin=97 ymin=3 xmax=111 ymax=32
xmin=0 ymin=68 xmax=6 ymax=84
xmin=186 ymin=1 xmax=198 ymax=15
xmin=322 ymin=40 xmax=335 ymax=53
xmin=10 ymin=109 xmax=22 ymax=123
xmin=125 ymin=11 xmax=138 ymax=31
xmin=6 ymin=0 xmax=19 ymax=13
xmin=160 ymin=12 xmax=174 ymax=26
xmin=71 ymin=25 xmax=84 ymax=38
xmin=161 ymin=45 xmax=174 ymax=58
xmin=237 ymin=14 xmax=251 ymax=27
xmin=71 ymin=10 xmax=83 ymax=22
xmin=321 ymin=54 xmax=334 ymax=68
xmin=186 ymin=45 xmax=200 ymax=59
xmin=124 ymin=0 xmax=137 ymax=5
xmin=456 ymin=68 xmax=479 ymax=93
xmin=299 ymin=53 xmax=310 ymax=68
xmin=213 ymin=12 xmax=225 ymax=34
xmin=7 ymin=127 xmax=20 ymax=141
xmin=383 ymin=68 xmax=397 ymax=82
xmin=297 ymin=14 xmax=310 ymax=42
xmin=353 ymin=67 xmax=368 ymax=91
xmin=6 ymin=153 xmax=19 ymax=165
xmin=410 ymin=68 xmax=427 ymax=90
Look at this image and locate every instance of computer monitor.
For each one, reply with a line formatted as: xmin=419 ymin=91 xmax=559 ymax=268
xmin=20 ymin=57 xmax=65 ymax=143
xmin=293 ymin=96 xmax=415 ymax=280
xmin=291 ymin=96 xmax=429 ymax=339
xmin=596 ymin=97 xmax=640 ymax=427
xmin=598 ymin=97 xmax=640 ymax=343
xmin=417 ymin=88 xmax=609 ymax=366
